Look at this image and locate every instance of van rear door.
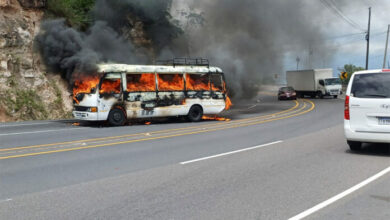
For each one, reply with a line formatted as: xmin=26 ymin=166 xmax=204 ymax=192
xmin=349 ymin=72 xmax=390 ymax=133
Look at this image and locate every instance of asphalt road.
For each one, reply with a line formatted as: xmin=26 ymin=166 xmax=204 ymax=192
xmin=0 ymin=93 xmax=389 ymax=219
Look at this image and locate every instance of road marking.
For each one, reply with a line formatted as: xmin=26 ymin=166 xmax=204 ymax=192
xmin=180 ymin=141 xmax=283 ymax=165
xmin=0 ymin=100 xmax=314 ymax=160
xmin=0 ymin=100 xmax=300 ymax=152
xmin=0 ymin=128 xmax=86 ymax=136
xmin=289 ymin=165 xmax=390 ymax=220
xmin=0 ymin=198 xmax=12 ymax=203
xmin=0 ymin=122 xmax=53 ymax=127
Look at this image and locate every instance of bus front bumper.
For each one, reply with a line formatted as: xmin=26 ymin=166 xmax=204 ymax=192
xmin=72 ymin=111 xmax=99 ymax=121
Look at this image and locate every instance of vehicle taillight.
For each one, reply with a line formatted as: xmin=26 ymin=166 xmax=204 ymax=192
xmin=344 ymin=95 xmax=350 ymax=120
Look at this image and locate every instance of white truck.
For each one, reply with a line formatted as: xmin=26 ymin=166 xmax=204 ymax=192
xmin=286 ymin=69 xmax=342 ymax=99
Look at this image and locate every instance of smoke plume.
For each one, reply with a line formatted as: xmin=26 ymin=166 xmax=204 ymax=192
xmin=172 ymin=0 xmax=335 ymax=98
xmin=36 ymin=0 xmax=179 ymax=82
xmin=37 ymin=0 xmax=335 ymax=99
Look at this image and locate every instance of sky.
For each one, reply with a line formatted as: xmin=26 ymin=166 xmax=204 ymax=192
xmin=285 ymin=0 xmax=390 ymax=74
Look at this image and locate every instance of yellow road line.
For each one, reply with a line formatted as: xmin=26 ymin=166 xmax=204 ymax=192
xmin=0 ymin=100 xmax=315 ymax=160
xmin=0 ymin=100 xmax=300 ymax=152
xmin=0 ymin=103 xmax=306 ymax=156
xmin=0 ymin=103 xmax=308 ymax=156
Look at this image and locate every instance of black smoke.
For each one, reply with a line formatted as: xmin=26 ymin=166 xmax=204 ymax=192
xmin=36 ymin=0 xmax=180 ymax=82
xmin=172 ymin=0 xmax=335 ymax=99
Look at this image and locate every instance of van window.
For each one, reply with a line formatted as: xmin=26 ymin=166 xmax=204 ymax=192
xmin=127 ymin=74 xmax=156 ymax=92
xmin=157 ymin=74 xmax=184 ymax=91
xmin=351 ymin=73 xmax=390 ymax=98
xmin=187 ymin=74 xmax=210 ymax=91
xmin=100 ymin=78 xmax=121 ymax=94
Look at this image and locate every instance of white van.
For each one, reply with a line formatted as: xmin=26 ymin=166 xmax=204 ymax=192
xmin=344 ymin=69 xmax=390 ymax=151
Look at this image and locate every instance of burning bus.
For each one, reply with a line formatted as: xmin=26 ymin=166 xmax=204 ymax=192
xmin=72 ymin=58 xmax=232 ymax=126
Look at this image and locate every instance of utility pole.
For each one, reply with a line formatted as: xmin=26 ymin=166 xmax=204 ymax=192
xmin=383 ymin=24 xmax=390 ymax=69
xmin=296 ymin=56 xmax=300 ymax=70
xmin=365 ymin=7 xmax=371 ymax=70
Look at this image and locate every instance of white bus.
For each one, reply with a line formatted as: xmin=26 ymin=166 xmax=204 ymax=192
xmin=72 ymin=59 xmax=231 ymax=126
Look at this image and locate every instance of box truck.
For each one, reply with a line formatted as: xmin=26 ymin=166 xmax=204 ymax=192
xmin=286 ymin=69 xmax=342 ymax=99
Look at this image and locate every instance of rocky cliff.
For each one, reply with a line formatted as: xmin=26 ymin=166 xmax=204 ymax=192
xmin=0 ymin=0 xmax=72 ymax=122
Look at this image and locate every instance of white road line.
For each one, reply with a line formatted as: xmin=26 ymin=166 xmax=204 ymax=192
xmin=0 ymin=127 xmax=86 ymax=136
xmin=180 ymin=141 xmax=282 ymax=165
xmin=289 ymin=165 xmax=390 ymax=220
xmin=0 ymin=122 xmax=53 ymax=127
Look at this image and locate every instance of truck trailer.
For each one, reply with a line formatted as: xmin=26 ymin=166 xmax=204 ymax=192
xmin=286 ymin=69 xmax=342 ymax=99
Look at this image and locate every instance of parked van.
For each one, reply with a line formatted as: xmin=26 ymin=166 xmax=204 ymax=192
xmin=344 ymin=69 xmax=390 ymax=150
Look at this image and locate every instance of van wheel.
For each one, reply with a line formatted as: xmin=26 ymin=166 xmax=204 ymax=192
xmin=333 ymin=95 xmax=338 ymax=99
xmin=108 ymin=108 xmax=126 ymax=126
xmin=347 ymin=141 xmax=362 ymax=151
xmin=188 ymin=105 xmax=203 ymax=122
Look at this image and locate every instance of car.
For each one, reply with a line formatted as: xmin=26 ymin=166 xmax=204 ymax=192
xmin=278 ymin=86 xmax=297 ymax=100
xmin=344 ymin=69 xmax=390 ymax=151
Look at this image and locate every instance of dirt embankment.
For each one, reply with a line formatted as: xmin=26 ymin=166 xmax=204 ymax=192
xmin=0 ymin=0 xmax=73 ymax=122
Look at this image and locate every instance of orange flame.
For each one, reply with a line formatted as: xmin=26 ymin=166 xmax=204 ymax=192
xmin=158 ymin=74 xmax=184 ymax=91
xmin=73 ymin=76 xmax=100 ymax=103
xmin=100 ymin=79 xmax=121 ymax=94
xmin=225 ymin=95 xmax=233 ymax=110
xmin=202 ymin=115 xmax=231 ymax=121
xmin=186 ymin=74 xmax=209 ymax=91
xmin=127 ymin=74 xmax=156 ymax=92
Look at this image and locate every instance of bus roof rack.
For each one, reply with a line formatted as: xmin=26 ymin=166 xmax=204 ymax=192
xmin=156 ymin=58 xmax=209 ymax=68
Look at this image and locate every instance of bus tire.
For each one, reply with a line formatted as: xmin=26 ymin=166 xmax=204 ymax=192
xmin=108 ymin=108 xmax=126 ymax=126
xmin=188 ymin=105 xmax=203 ymax=122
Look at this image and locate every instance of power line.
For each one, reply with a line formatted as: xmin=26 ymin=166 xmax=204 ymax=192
xmin=319 ymin=0 xmax=365 ymax=32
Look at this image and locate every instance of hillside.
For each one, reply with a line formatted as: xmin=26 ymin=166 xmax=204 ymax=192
xmin=0 ymin=0 xmax=72 ymax=122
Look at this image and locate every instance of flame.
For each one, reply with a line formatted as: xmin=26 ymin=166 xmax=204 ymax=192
xmin=225 ymin=95 xmax=233 ymax=110
xmin=73 ymin=76 xmax=100 ymax=103
xmin=158 ymin=74 xmax=184 ymax=91
xmin=100 ymin=79 xmax=121 ymax=94
xmin=186 ymin=74 xmax=209 ymax=91
xmin=202 ymin=115 xmax=231 ymax=121
xmin=127 ymin=74 xmax=156 ymax=92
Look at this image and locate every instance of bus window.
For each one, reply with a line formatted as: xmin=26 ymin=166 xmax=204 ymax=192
xmin=186 ymin=74 xmax=210 ymax=91
xmin=100 ymin=78 xmax=121 ymax=94
xmin=127 ymin=74 xmax=156 ymax=92
xmin=210 ymin=74 xmax=223 ymax=91
xmin=157 ymin=74 xmax=184 ymax=91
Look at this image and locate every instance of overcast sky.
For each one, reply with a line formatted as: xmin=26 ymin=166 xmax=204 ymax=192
xmin=287 ymin=0 xmax=390 ymax=72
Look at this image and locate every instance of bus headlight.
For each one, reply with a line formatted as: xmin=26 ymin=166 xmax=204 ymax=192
xmin=89 ymin=107 xmax=98 ymax=112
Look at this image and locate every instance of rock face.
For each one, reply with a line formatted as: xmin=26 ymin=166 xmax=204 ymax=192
xmin=0 ymin=0 xmax=72 ymax=122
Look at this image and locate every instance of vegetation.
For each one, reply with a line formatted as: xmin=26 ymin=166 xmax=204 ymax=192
xmin=2 ymin=89 xmax=48 ymax=120
xmin=46 ymin=0 xmax=95 ymax=30
xmin=340 ymin=64 xmax=365 ymax=85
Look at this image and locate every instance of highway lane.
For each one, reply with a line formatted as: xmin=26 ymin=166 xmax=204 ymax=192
xmin=1 ymin=93 xmax=389 ymax=219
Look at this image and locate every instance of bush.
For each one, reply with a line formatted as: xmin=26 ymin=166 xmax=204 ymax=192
xmin=46 ymin=0 xmax=95 ymax=30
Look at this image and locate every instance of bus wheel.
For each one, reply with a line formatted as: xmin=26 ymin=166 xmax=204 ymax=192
xmin=108 ymin=108 xmax=126 ymax=126
xmin=188 ymin=105 xmax=203 ymax=122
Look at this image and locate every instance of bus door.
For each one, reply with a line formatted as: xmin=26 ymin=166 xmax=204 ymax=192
xmin=98 ymin=73 xmax=123 ymax=116
xmin=124 ymin=73 xmax=157 ymax=118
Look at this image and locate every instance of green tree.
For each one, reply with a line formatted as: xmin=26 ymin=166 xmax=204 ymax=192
xmin=340 ymin=64 xmax=365 ymax=85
